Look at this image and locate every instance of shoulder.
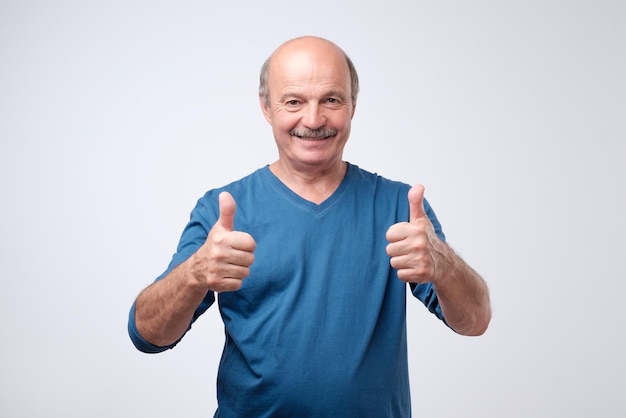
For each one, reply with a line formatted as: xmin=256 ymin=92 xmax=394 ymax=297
xmin=196 ymin=167 xmax=268 ymax=207
xmin=347 ymin=163 xmax=411 ymax=196
xmin=191 ymin=167 xmax=276 ymax=229
xmin=346 ymin=163 xmax=446 ymax=240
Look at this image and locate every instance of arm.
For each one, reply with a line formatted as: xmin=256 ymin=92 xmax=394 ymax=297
xmin=133 ymin=192 xmax=256 ymax=348
xmin=133 ymin=257 xmax=216 ymax=348
xmin=420 ymin=238 xmax=491 ymax=336
xmin=386 ymin=185 xmax=491 ymax=336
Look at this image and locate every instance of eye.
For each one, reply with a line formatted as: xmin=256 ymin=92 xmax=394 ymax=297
xmin=286 ymin=99 xmax=300 ymax=106
xmin=327 ymin=98 xmax=338 ymax=103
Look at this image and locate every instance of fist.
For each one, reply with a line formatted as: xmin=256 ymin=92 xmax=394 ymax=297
xmin=192 ymin=192 xmax=256 ymax=292
xmin=385 ymin=185 xmax=442 ymax=284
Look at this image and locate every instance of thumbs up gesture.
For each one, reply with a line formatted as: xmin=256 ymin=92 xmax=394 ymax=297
xmin=194 ymin=192 xmax=256 ymax=292
xmin=386 ymin=185 xmax=447 ymax=284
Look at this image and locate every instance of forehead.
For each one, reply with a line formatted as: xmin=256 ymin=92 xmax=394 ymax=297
xmin=269 ymin=41 xmax=351 ymax=96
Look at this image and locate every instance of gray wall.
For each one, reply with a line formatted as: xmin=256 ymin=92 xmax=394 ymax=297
xmin=1 ymin=1 xmax=624 ymax=417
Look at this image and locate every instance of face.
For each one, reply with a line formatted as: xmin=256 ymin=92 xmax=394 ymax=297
xmin=260 ymin=38 xmax=356 ymax=174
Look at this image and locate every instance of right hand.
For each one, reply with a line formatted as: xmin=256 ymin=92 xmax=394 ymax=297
xmin=191 ymin=191 xmax=256 ymax=292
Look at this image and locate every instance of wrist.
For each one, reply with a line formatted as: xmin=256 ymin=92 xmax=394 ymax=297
xmin=430 ymin=241 xmax=455 ymax=287
xmin=183 ymin=253 xmax=213 ymax=294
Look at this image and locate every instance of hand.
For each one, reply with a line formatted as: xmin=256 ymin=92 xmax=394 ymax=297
xmin=386 ymin=185 xmax=448 ymax=284
xmin=191 ymin=192 xmax=256 ymax=292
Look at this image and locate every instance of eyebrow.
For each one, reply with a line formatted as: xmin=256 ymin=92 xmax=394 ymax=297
xmin=278 ymin=89 xmax=348 ymax=103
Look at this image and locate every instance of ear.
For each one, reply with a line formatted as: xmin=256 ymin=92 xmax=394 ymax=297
xmin=259 ymin=95 xmax=273 ymax=125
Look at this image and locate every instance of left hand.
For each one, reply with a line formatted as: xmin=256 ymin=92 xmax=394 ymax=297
xmin=385 ymin=184 xmax=448 ymax=284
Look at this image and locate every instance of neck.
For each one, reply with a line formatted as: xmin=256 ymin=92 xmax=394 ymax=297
xmin=269 ymin=160 xmax=348 ymax=204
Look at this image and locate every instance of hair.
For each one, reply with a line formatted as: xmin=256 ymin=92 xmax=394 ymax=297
xmin=258 ymin=39 xmax=360 ymax=107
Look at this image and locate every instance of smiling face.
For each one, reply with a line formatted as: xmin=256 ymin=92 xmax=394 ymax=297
xmin=260 ymin=37 xmax=356 ymax=175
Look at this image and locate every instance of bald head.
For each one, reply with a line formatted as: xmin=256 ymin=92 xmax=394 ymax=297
xmin=258 ymin=36 xmax=360 ymax=107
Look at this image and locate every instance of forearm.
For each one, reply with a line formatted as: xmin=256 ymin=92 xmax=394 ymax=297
xmin=432 ymin=243 xmax=491 ymax=336
xmin=134 ymin=256 xmax=211 ymax=347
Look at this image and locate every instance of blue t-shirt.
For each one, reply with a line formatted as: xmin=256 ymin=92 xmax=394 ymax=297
xmin=129 ymin=163 xmax=447 ymax=417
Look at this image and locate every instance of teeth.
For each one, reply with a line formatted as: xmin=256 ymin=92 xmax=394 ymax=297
xmin=291 ymin=132 xmax=334 ymax=139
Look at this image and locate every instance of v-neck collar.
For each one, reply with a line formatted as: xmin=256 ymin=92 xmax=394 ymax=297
xmin=259 ymin=163 xmax=356 ymax=217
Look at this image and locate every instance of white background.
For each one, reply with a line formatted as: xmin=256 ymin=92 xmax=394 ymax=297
xmin=1 ymin=1 xmax=624 ymax=417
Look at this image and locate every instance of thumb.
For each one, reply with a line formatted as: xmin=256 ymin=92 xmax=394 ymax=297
xmin=408 ymin=184 xmax=427 ymax=223
xmin=217 ymin=191 xmax=236 ymax=231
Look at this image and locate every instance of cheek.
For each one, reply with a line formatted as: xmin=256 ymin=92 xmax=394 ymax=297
xmin=272 ymin=112 xmax=299 ymax=132
xmin=333 ymin=112 xmax=352 ymax=132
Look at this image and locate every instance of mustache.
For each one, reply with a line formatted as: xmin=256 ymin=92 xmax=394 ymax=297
xmin=290 ymin=128 xmax=337 ymax=139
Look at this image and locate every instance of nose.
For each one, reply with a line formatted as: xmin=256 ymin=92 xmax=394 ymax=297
xmin=302 ymin=102 xmax=326 ymax=130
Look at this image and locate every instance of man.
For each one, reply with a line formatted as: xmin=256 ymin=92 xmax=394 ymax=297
xmin=129 ymin=36 xmax=491 ymax=417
